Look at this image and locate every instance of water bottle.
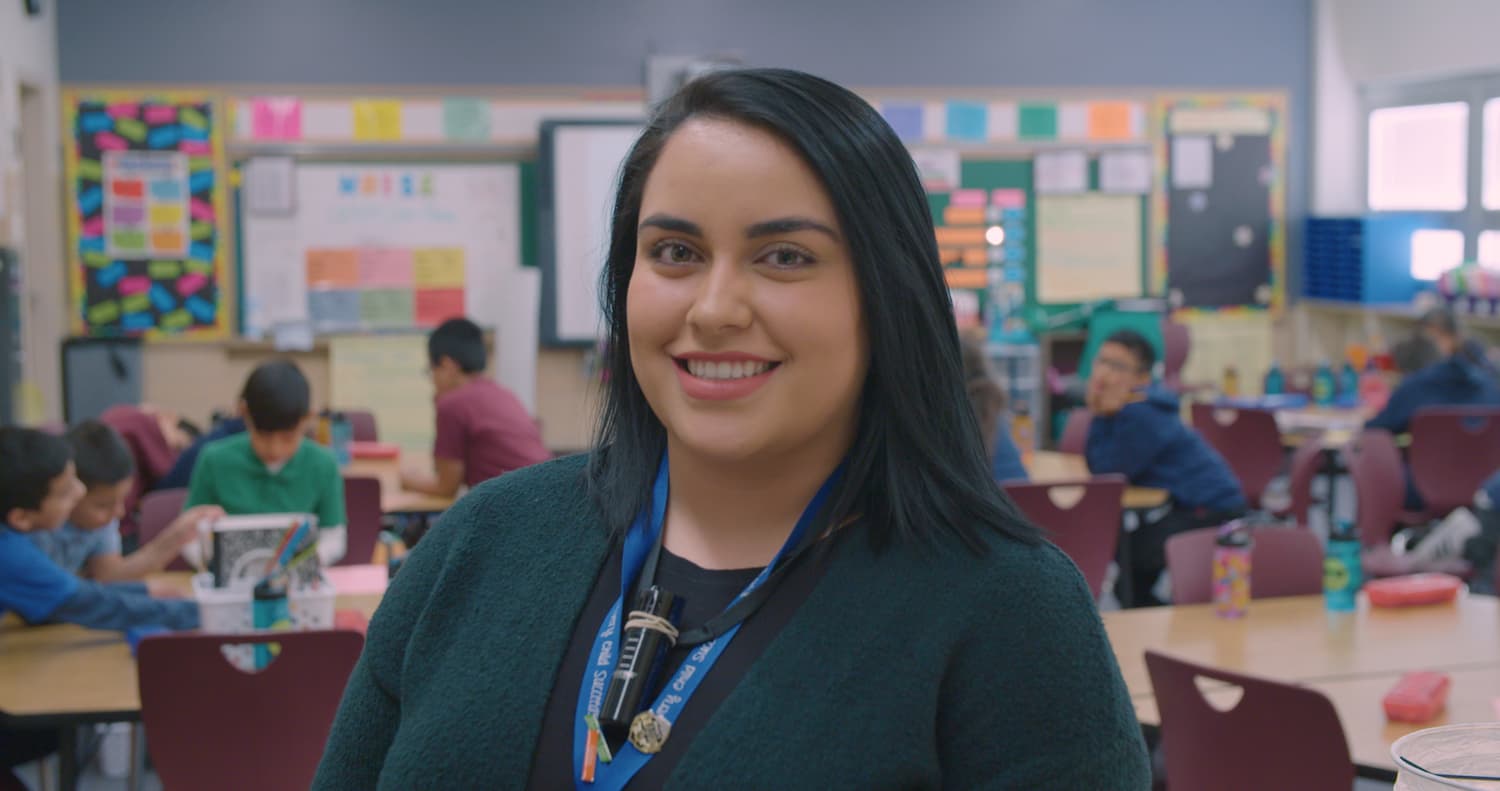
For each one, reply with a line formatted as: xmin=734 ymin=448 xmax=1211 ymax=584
xmin=1339 ymin=361 xmax=1360 ymax=400
xmin=1011 ymin=409 xmax=1036 ymax=468
xmin=1222 ymin=366 xmax=1240 ymax=398
xmin=330 ymin=411 xmax=353 ymax=467
xmin=1324 ymin=520 xmax=1363 ymax=612
xmin=1213 ymin=521 xmax=1252 ymax=618
xmin=252 ymin=579 xmax=291 ymax=669
xmin=1264 ymin=363 xmax=1285 ymax=396
xmin=1312 ymin=361 xmax=1336 ymax=406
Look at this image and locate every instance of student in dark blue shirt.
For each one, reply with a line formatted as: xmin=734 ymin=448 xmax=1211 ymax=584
xmin=1084 ymin=330 xmax=1246 ymax=606
xmin=1368 ymin=307 xmax=1500 ymax=435
xmin=156 ymin=414 xmax=246 ymax=490
xmin=961 ymin=331 xmax=1028 ymax=483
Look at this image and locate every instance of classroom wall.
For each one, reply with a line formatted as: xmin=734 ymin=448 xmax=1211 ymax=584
xmin=55 ymin=0 xmax=1312 ymax=436
xmin=1329 ymin=0 xmax=1500 ymax=85
xmin=0 ymin=1 xmax=65 ymax=423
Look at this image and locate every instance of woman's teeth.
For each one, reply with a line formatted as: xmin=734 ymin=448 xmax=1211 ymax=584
xmin=686 ymin=360 xmax=773 ymax=380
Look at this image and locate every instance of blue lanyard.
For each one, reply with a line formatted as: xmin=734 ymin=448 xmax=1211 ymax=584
xmin=572 ymin=454 xmax=841 ymax=790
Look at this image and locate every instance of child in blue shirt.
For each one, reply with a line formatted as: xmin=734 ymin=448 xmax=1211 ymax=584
xmin=1367 ymin=308 xmax=1500 ymax=434
xmin=1084 ymin=330 xmax=1246 ymax=607
xmin=0 ymin=427 xmax=198 ymax=631
xmin=961 ymin=331 xmax=1028 ymax=483
xmin=29 ymin=420 xmax=222 ymax=583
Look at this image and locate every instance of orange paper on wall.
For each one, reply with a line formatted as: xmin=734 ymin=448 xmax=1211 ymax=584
xmin=943 ymin=206 xmax=986 ymax=226
xmin=935 ymin=226 xmax=987 ymax=247
xmin=306 ymin=248 xmax=360 ymax=287
xmin=1088 ymin=102 xmax=1136 ymax=141
xmin=944 ymin=268 xmax=988 ymax=289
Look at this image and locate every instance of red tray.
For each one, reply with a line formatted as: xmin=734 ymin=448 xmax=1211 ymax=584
xmin=350 ymin=441 xmax=400 ymax=460
xmin=1365 ymin=574 xmax=1463 ymax=608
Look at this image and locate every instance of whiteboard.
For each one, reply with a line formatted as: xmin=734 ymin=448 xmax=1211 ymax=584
xmin=538 ymin=121 xmax=644 ymax=345
xmin=241 ymin=162 xmax=521 ymax=338
xmin=1035 ymin=194 xmax=1143 ymax=304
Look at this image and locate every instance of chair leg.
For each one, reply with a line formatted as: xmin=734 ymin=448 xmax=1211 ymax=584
xmin=128 ymin=723 xmax=144 ymax=791
xmin=36 ymin=756 xmax=53 ymax=791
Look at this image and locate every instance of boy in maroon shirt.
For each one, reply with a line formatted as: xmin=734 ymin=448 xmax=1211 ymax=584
xmin=401 ymin=318 xmax=551 ymax=497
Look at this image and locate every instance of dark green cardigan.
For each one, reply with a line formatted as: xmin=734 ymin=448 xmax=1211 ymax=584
xmin=313 ymin=455 xmax=1150 ymax=790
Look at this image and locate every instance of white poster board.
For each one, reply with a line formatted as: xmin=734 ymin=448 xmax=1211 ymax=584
xmin=1035 ymin=194 xmax=1143 ymax=304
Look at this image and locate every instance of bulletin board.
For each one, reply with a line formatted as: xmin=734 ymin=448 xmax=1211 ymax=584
xmin=63 ymin=90 xmax=232 ymax=338
xmin=238 ymin=161 xmax=521 ymax=338
xmin=1151 ymin=94 xmax=1287 ymax=313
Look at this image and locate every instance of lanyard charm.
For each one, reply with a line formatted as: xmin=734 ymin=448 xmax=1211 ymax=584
xmin=628 ymin=711 xmax=671 ymax=754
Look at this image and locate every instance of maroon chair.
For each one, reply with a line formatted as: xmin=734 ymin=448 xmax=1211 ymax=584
xmin=1002 ymin=476 xmax=1124 ymax=599
xmin=1146 ymin=650 xmax=1353 ymax=791
xmin=1344 ymin=429 xmax=1421 ymax=551
xmin=1276 ymin=441 xmax=1325 ymax=525
xmin=1162 ymin=320 xmax=1191 ymax=385
xmin=339 ymin=409 xmax=379 ymax=442
xmin=1165 ymin=526 xmax=1325 ymax=605
xmin=1189 ymin=404 xmax=1285 ymax=508
xmin=137 ymin=488 xmax=191 ymax=571
xmin=137 ymin=630 xmax=364 ymax=791
xmin=1408 ymin=406 xmax=1500 ymax=516
xmin=1057 ymin=409 xmax=1092 ymax=454
xmin=341 ymin=475 xmax=384 ymax=566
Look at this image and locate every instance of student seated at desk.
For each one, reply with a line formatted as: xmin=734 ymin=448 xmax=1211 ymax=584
xmin=960 ymin=330 xmax=1027 ymax=482
xmin=1084 ymin=329 xmax=1246 ymax=607
xmin=1366 ymin=307 xmax=1500 ymax=435
xmin=156 ymin=411 xmax=245 ymax=491
xmin=399 ymin=318 xmax=550 ymax=498
xmin=185 ymin=360 xmax=347 ymax=565
xmin=29 ymin=420 xmax=223 ymax=583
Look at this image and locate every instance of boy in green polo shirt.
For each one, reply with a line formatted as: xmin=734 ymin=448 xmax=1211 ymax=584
xmin=185 ymin=359 xmax=347 ymax=565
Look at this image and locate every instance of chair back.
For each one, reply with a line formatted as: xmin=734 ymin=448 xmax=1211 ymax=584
xmin=340 ymin=409 xmax=379 ymax=442
xmin=137 ymin=488 xmax=190 ymax=571
xmin=1002 ymin=476 xmax=1124 ymax=599
xmin=1189 ymin=404 xmax=1284 ymax=508
xmin=1165 ymin=526 xmax=1324 ymax=605
xmin=341 ymin=476 xmax=383 ymax=566
xmin=138 ymin=630 xmax=363 ymax=791
xmin=1408 ymin=406 xmax=1500 ymax=516
xmin=1344 ymin=429 xmax=1411 ymax=549
xmin=1162 ymin=320 xmax=1191 ymax=383
xmin=1280 ymin=441 xmax=1325 ymax=525
xmin=1057 ymin=409 xmax=1092 ymax=455
xmin=1146 ymin=650 xmax=1353 ymax=791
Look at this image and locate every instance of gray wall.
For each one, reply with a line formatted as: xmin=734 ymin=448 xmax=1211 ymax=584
xmin=58 ymin=0 xmax=1311 ymax=288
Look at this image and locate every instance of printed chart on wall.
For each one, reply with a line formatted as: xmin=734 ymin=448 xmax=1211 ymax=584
xmin=1152 ymin=95 xmax=1286 ymax=313
xmin=64 ymin=93 xmax=230 ymax=337
xmin=240 ymin=163 xmax=520 ymax=337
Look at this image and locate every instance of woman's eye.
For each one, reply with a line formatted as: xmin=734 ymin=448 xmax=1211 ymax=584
xmin=650 ymin=241 xmax=700 ymax=266
xmin=761 ymin=247 xmax=814 ymax=269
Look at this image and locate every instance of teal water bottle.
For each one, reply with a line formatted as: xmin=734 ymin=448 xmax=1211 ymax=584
xmin=252 ymin=579 xmax=291 ymax=669
xmin=1324 ymin=521 xmax=1363 ymax=612
xmin=330 ymin=411 xmax=353 ymax=467
xmin=1312 ymin=361 xmax=1336 ymax=406
xmin=1264 ymin=363 xmax=1285 ymax=396
xmin=1339 ymin=361 xmax=1359 ymax=400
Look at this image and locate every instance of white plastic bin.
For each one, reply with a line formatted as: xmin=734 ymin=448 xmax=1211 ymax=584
xmin=1392 ymin=723 xmax=1500 ymax=790
xmin=192 ymin=573 xmax=336 ymax=670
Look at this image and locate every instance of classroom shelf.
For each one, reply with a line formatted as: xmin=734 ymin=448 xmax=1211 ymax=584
xmin=1300 ymin=298 xmax=1500 ymax=330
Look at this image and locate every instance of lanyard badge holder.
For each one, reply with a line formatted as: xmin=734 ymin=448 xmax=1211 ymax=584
xmin=573 ymin=455 xmax=842 ymax=789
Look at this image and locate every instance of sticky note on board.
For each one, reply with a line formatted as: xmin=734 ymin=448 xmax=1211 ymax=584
xmin=111 ymin=230 xmax=147 ymax=252
xmin=178 ymin=107 xmax=208 ymax=130
xmin=114 ymin=118 xmax=147 ymax=143
xmin=121 ymin=312 xmax=154 ymax=332
xmin=82 ymin=252 xmax=109 ymax=268
xmin=945 ymin=101 xmax=987 ymax=142
xmin=87 ymin=300 xmax=121 ymax=324
xmin=442 ymin=98 xmax=490 ymax=141
xmin=160 ymin=310 xmax=192 ymax=330
xmin=146 ymin=126 xmax=181 ymax=150
xmin=148 ymin=260 xmax=183 ymax=279
xmin=150 ymin=230 xmax=186 ymax=255
xmin=412 ymin=248 xmax=465 ymax=288
xmin=77 ymin=159 xmax=103 ymax=181
xmin=121 ymin=292 xmax=150 ymax=314
xmin=352 ymin=100 xmax=403 ymax=141
xmin=96 ymin=262 xmax=127 ymax=287
xmin=190 ymin=222 xmax=213 ymax=241
xmin=185 ymin=259 xmax=214 ymax=275
xmin=143 ymin=105 xmax=178 ymax=125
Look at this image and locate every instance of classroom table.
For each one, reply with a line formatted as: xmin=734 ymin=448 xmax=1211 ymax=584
xmin=1105 ymin=593 xmax=1500 ymax=778
xmin=1025 ymin=451 xmax=1169 ymax=509
xmin=0 ymin=573 xmax=386 ymax=790
xmin=1275 ymin=405 xmax=1369 ymax=450
xmin=344 ymin=452 xmax=455 ymax=515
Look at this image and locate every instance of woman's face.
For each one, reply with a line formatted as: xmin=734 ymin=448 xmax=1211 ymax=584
xmin=627 ymin=117 xmax=868 ymax=466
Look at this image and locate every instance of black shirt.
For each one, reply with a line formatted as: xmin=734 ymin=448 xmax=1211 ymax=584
xmin=526 ymin=542 xmax=829 ymax=789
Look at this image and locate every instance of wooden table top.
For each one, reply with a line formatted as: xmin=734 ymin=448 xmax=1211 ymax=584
xmin=0 ymin=574 xmax=385 ymax=725
xmin=344 ymin=453 xmax=455 ymax=515
xmin=1131 ymin=666 xmax=1500 ymax=773
xmin=1104 ymin=593 xmax=1500 ymax=698
xmin=1025 ymin=451 xmax=1170 ymax=510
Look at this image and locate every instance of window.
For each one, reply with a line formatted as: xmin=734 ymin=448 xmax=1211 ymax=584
xmin=1486 ymin=98 xmax=1500 ymax=210
xmin=1368 ymin=102 xmax=1469 ymax=211
xmin=1480 ymin=230 xmax=1500 ymax=271
xmin=1411 ymin=229 xmax=1465 ymax=280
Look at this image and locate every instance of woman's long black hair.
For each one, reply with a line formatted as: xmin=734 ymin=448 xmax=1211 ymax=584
xmin=587 ymin=68 xmax=1039 ymax=552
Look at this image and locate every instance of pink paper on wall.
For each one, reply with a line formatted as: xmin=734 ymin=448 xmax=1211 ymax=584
xmin=251 ymin=97 xmax=302 ymax=141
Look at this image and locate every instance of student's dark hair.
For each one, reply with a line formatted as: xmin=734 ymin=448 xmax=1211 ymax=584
xmin=1104 ymin=329 xmax=1157 ymax=373
xmin=241 ymin=359 xmax=311 ymax=432
xmin=1419 ymin=306 xmax=1460 ymax=338
xmin=587 ymin=68 xmax=1038 ymax=552
xmin=66 ymin=419 xmax=134 ymax=488
xmin=960 ymin=331 xmax=1007 ymax=459
xmin=428 ymin=317 xmax=487 ymax=374
xmin=0 ymin=427 xmax=73 ymax=515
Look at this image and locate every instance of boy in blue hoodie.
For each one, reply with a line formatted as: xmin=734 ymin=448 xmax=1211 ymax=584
xmin=1085 ymin=330 xmax=1246 ymax=606
xmin=1367 ymin=307 xmax=1500 ymax=435
xmin=1 ymin=427 xmax=200 ymax=781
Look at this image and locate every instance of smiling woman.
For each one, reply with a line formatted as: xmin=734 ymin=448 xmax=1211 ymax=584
xmin=314 ymin=69 xmax=1150 ymax=791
